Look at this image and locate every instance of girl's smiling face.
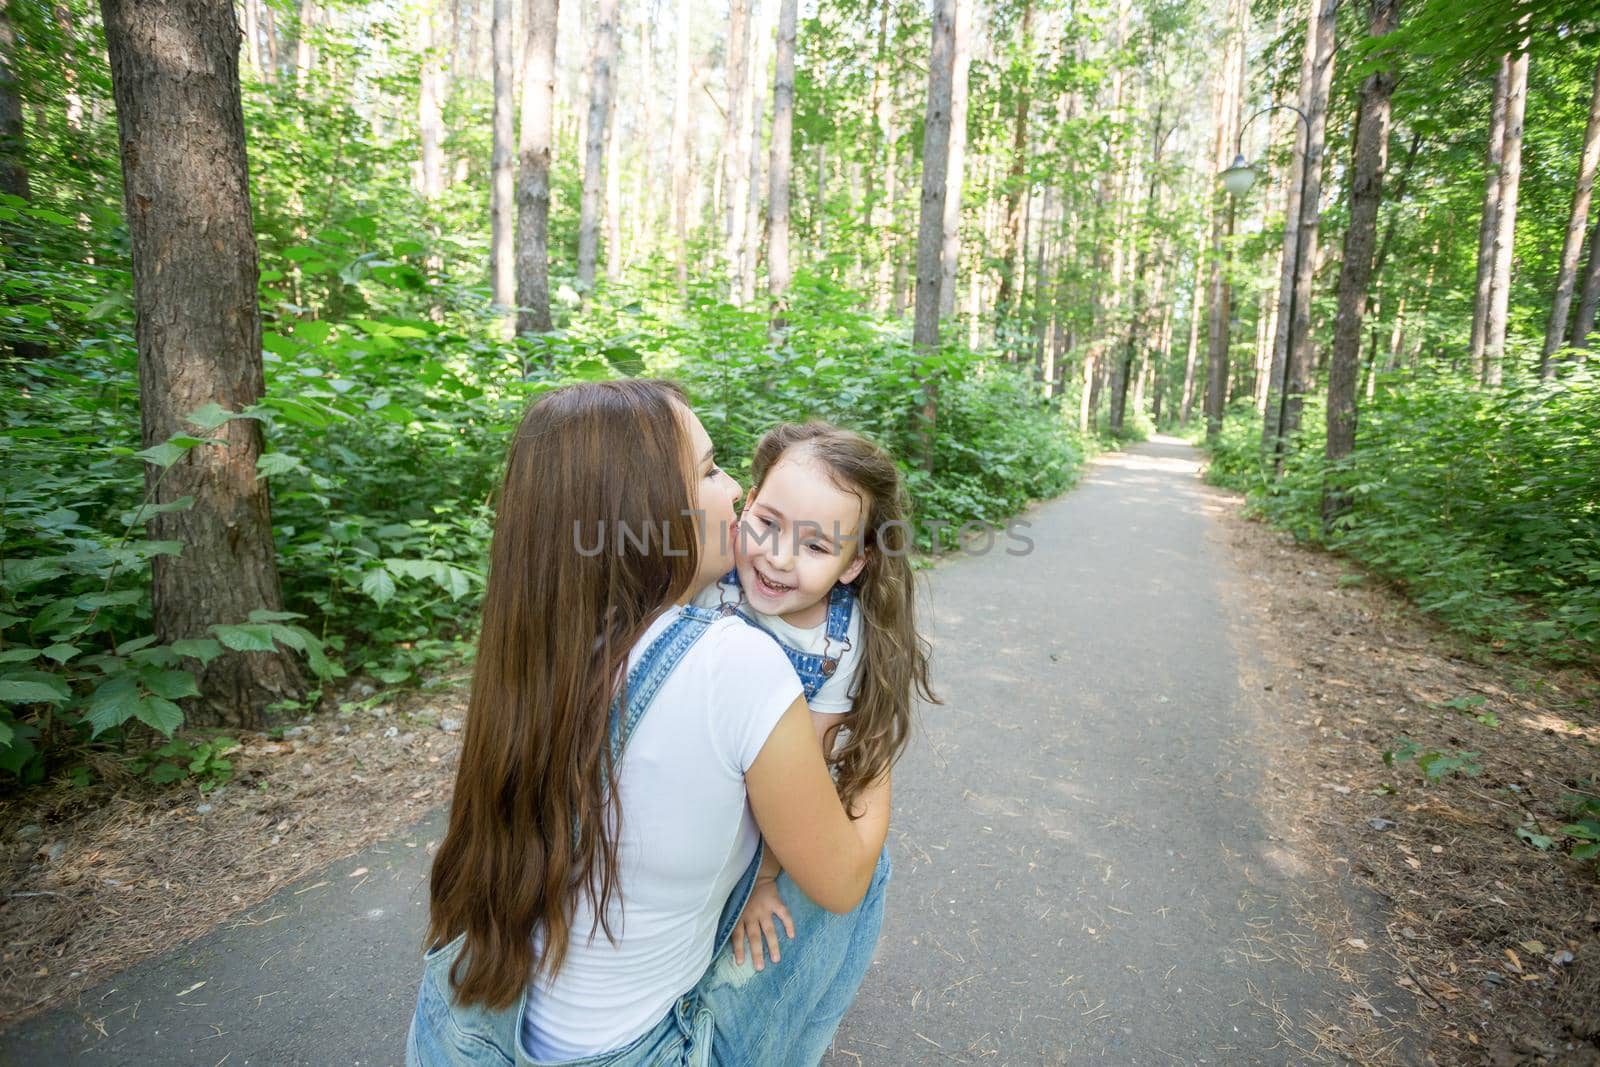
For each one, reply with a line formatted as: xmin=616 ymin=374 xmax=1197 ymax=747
xmin=736 ymin=450 xmax=869 ymax=629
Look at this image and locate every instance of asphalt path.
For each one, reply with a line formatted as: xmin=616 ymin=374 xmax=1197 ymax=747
xmin=4 ymin=436 xmax=1348 ymax=1065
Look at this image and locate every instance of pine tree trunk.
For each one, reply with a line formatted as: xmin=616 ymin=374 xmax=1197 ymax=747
xmin=1203 ymin=0 xmax=1245 ymax=444
xmin=295 ymin=0 xmax=316 ymax=88
xmin=101 ymin=0 xmax=304 ymax=728
xmin=1483 ymin=46 xmax=1528 ymax=386
xmin=766 ymin=0 xmax=797 ymax=306
xmin=721 ymin=0 xmax=750 ymax=304
xmin=1260 ymin=0 xmax=1310 ymax=449
xmin=740 ymin=5 xmax=768 ymax=306
xmin=1180 ymin=224 xmax=1204 ymax=424
xmin=938 ymin=0 xmax=971 ymax=319
xmin=1279 ymin=0 xmax=1338 ymax=458
xmin=490 ymin=0 xmax=516 ymax=318
xmin=1469 ymin=57 xmax=1510 ymax=366
xmin=994 ymin=0 xmax=1032 ymax=319
xmin=0 ymin=2 xmax=26 ymax=198
xmin=670 ymin=1 xmax=692 ymax=295
xmin=418 ymin=6 xmax=446 ymax=200
xmin=605 ymin=95 xmax=622 ymax=282
xmin=515 ymin=0 xmax=557 ymax=335
xmin=1323 ymin=0 xmax=1398 ymax=527
xmin=1575 ymin=219 xmax=1600 ymax=351
xmin=576 ymin=0 xmax=617 ymax=291
xmin=912 ymin=0 xmax=955 ymax=473
xmin=1541 ymin=56 xmax=1600 ymax=371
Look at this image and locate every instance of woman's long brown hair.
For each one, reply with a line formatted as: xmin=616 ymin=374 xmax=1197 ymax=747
xmin=426 ymin=379 xmax=701 ymax=1010
xmin=750 ymin=422 xmax=937 ymax=817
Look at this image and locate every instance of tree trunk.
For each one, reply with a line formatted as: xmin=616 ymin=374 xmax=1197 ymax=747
xmin=576 ymin=0 xmax=617 ymax=291
xmin=1180 ymin=226 xmax=1204 ymax=424
xmin=994 ymin=0 xmax=1032 ymax=319
xmin=1323 ymin=0 xmax=1398 ymax=528
xmin=1542 ymin=55 xmax=1600 ymax=371
xmin=1278 ymin=0 xmax=1338 ymax=460
xmin=1483 ymin=46 xmax=1528 ymax=387
xmin=241 ymin=0 xmax=261 ymax=76
xmin=1469 ymin=56 xmax=1510 ymax=367
xmin=912 ymin=0 xmax=955 ymax=473
xmin=1203 ymin=0 xmax=1245 ymax=444
xmin=0 ymin=2 xmax=28 ymax=200
xmin=1575 ymin=218 xmax=1600 ymax=351
xmin=740 ymin=3 xmax=768 ymax=306
xmin=418 ymin=6 xmax=447 ymax=200
xmin=938 ymin=0 xmax=971 ymax=319
xmin=766 ymin=0 xmax=797 ymax=307
xmin=721 ymin=0 xmax=750 ymax=304
xmin=490 ymin=0 xmax=516 ymax=319
xmin=515 ymin=0 xmax=557 ymax=335
xmin=670 ymin=0 xmax=692 ymax=295
xmin=295 ymin=0 xmax=316 ymax=88
xmin=605 ymin=92 xmax=622 ymax=282
xmin=1112 ymin=104 xmax=1166 ymax=435
xmin=101 ymin=0 xmax=303 ymax=728
xmin=1260 ymin=0 xmax=1310 ymax=450
xmin=261 ymin=2 xmax=279 ymax=81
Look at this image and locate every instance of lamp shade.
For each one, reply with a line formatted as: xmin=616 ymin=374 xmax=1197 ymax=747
xmin=1220 ymin=154 xmax=1256 ymax=198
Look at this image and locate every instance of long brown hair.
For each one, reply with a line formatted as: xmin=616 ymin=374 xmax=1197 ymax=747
xmin=426 ymin=379 xmax=700 ymax=1009
xmin=750 ymin=422 xmax=937 ymax=816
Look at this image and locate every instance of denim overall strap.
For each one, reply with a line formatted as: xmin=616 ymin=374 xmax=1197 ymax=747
xmin=824 ymin=582 xmax=855 ymax=646
xmin=609 ymin=604 xmax=718 ymax=764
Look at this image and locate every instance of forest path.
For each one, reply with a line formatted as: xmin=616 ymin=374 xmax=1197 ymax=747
xmin=3 ymin=436 xmax=1352 ymax=1065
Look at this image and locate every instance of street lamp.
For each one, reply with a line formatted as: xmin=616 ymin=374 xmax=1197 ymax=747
xmin=1221 ymin=103 xmax=1311 ymax=469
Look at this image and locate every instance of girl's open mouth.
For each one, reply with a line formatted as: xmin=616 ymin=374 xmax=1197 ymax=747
xmin=753 ymin=569 xmax=795 ymax=597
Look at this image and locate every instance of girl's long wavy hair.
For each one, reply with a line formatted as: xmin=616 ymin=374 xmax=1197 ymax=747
xmin=426 ymin=379 xmax=701 ymax=1010
xmin=750 ymin=422 xmax=937 ymax=816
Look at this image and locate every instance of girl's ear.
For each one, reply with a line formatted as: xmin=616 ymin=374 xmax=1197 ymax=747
xmin=840 ymin=550 xmax=867 ymax=586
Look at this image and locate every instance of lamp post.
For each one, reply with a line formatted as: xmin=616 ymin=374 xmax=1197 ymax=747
xmin=1219 ymin=103 xmax=1311 ymax=469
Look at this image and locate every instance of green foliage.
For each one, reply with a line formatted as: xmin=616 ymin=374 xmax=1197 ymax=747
xmin=131 ymin=735 xmax=240 ymax=791
xmin=1382 ymin=738 xmax=1483 ymax=782
xmin=1206 ymin=368 xmax=1600 ymax=662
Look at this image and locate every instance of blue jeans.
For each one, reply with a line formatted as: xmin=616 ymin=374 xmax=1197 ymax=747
xmin=406 ymin=847 xmax=890 ymax=1067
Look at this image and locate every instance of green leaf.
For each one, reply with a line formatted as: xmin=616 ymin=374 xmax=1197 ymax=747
xmin=212 ymin=624 xmax=279 ymax=653
xmin=119 ymin=495 xmax=197 ymax=526
xmin=134 ymin=696 xmax=184 ymax=736
xmin=0 ymin=677 xmax=71 ymax=704
xmin=140 ymin=669 xmax=200 ymax=700
xmin=145 ymin=761 xmax=185 ymax=784
xmin=0 ymin=718 xmax=12 ymax=747
xmin=84 ymin=674 xmax=140 ymax=736
xmin=246 ymin=609 xmax=305 ymax=624
xmin=1515 ymin=825 xmax=1555 ymax=851
xmin=256 ymin=452 xmax=303 ymax=478
xmin=76 ymin=589 xmax=144 ymax=611
xmin=171 ymin=638 xmax=224 ymax=664
xmin=0 ymin=648 xmax=41 ymax=664
xmin=1573 ymin=842 xmax=1600 ymax=862
xmin=185 ymin=402 xmax=243 ymax=430
xmin=41 ymin=643 xmax=81 ymax=664
xmin=361 ymin=567 xmax=396 ymax=606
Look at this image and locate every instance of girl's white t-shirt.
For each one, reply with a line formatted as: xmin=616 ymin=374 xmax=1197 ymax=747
xmin=521 ymin=607 xmax=802 ymax=1061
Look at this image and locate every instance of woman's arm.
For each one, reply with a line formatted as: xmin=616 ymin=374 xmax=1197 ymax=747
xmin=745 ymin=696 xmax=891 ymax=913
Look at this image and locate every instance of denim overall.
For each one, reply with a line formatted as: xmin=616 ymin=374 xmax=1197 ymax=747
xmin=406 ymin=605 xmax=890 ymax=1067
xmin=713 ymin=571 xmax=856 ymax=702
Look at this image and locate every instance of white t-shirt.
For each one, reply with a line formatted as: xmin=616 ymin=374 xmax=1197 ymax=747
xmin=521 ymin=608 xmax=802 ymax=1060
xmin=692 ymin=576 xmax=864 ymax=714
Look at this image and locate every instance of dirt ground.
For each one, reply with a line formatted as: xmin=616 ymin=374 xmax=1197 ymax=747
xmin=0 ymin=682 xmax=466 ymax=1027
xmin=2 ymin=493 xmax=1596 ymax=1062
xmin=1212 ymin=499 xmax=1600 ymax=1066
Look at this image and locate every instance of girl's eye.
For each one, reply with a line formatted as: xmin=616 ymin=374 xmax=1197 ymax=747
xmin=805 ymin=542 xmax=827 ymax=554
xmin=705 ymin=464 xmax=721 ymax=478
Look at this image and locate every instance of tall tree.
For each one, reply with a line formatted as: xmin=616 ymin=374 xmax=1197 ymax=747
xmin=1277 ymin=0 xmax=1339 ymax=461
xmin=1542 ymin=56 xmax=1600 ymax=371
xmin=1468 ymin=57 xmax=1510 ymax=365
xmin=939 ymin=0 xmax=972 ymax=319
xmin=721 ymin=0 xmax=751 ymax=304
xmin=994 ymin=0 xmax=1033 ymax=318
xmin=100 ymin=0 xmax=303 ymax=727
xmin=1575 ymin=218 xmax=1600 ymax=351
xmin=516 ymin=0 xmax=558 ymax=335
xmin=577 ymin=0 xmax=618 ymax=291
xmin=1324 ymin=0 xmax=1399 ymax=526
xmin=489 ymin=0 xmax=515 ymax=321
xmin=912 ymin=0 xmax=956 ymax=472
xmin=1203 ymin=0 xmax=1244 ymax=444
xmin=766 ymin=0 xmax=798 ymax=307
xmin=670 ymin=0 xmax=693 ymax=295
xmin=417 ymin=6 xmax=446 ymax=201
xmin=1483 ymin=46 xmax=1529 ymax=386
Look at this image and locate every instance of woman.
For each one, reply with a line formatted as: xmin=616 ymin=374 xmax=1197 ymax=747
xmin=408 ymin=379 xmax=891 ymax=1066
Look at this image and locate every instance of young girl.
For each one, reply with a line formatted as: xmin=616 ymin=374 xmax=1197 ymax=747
xmin=695 ymin=422 xmax=936 ymax=973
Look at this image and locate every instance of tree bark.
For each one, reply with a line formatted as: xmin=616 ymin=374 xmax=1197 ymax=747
xmin=1278 ymin=0 xmax=1338 ymax=459
xmin=576 ymin=0 xmax=617 ymax=291
xmin=1575 ymin=218 xmax=1600 ymax=351
xmin=1180 ymin=224 xmax=1204 ymax=424
xmin=1203 ymin=0 xmax=1245 ymax=444
xmin=490 ymin=0 xmax=516 ymax=319
xmin=1483 ymin=45 xmax=1528 ymax=386
xmin=1542 ymin=55 xmax=1600 ymax=371
xmin=1111 ymin=104 xmax=1166 ymax=435
xmin=0 ymin=2 xmax=29 ymax=202
xmin=938 ymin=0 xmax=972 ymax=320
xmin=670 ymin=0 xmax=692 ymax=295
xmin=515 ymin=0 xmax=557 ymax=335
xmin=912 ymin=0 xmax=955 ymax=472
xmin=766 ymin=0 xmax=797 ymax=307
xmin=994 ymin=0 xmax=1032 ymax=319
xmin=101 ymin=0 xmax=304 ymax=727
xmin=740 ymin=3 xmax=768 ymax=305
xmin=1469 ymin=56 xmax=1510 ymax=367
xmin=721 ymin=0 xmax=750 ymax=304
xmin=1324 ymin=0 xmax=1398 ymax=528
xmin=418 ymin=6 xmax=447 ymax=200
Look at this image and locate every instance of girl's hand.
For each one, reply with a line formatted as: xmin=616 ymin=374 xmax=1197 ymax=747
xmin=730 ymin=876 xmax=795 ymax=971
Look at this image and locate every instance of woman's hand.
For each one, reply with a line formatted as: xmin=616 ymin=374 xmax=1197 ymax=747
xmin=730 ymin=875 xmax=795 ymax=971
